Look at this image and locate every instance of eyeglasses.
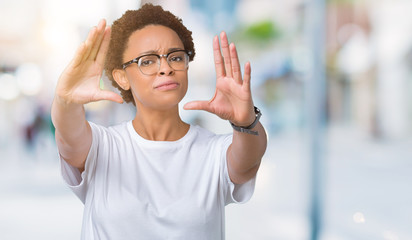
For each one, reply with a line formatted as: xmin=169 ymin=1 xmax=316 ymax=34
xmin=122 ymin=49 xmax=191 ymax=75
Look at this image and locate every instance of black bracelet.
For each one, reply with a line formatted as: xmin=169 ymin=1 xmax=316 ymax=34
xmin=230 ymin=106 xmax=262 ymax=135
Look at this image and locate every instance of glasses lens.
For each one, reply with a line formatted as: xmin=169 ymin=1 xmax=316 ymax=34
xmin=138 ymin=55 xmax=159 ymax=75
xmin=136 ymin=51 xmax=189 ymax=75
xmin=167 ymin=51 xmax=188 ymax=71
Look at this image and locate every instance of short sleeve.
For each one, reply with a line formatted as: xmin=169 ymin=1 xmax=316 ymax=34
xmin=219 ymin=134 xmax=257 ymax=206
xmin=59 ymin=121 xmax=101 ymax=203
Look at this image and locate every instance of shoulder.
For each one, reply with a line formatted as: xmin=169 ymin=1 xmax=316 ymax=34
xmin=107 ymin=121 xmax=130 ymax=133
xmin=190 ymin=125 xmax=232 ymax=146
xmin=88 ymin=121 xmax=131 ymax=141
xmin=190 ymin=125 xmax=214 ymax=138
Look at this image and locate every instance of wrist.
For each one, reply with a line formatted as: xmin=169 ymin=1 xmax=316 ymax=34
xmin=230 ymin=115 xmax=256 ymax=128
xmin=54 ymin=90 xmax=84 ymax=106
xmin=230 ymin=106 xmax=262 ymax=135
xmin=52 ymin=94 xmax=85 ymax=118
xmin=230 ymin=106 xmax=257 ymax=127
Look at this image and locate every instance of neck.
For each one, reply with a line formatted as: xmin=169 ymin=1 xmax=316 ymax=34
xmin=132 ymin=105 xmax=189 ymax=141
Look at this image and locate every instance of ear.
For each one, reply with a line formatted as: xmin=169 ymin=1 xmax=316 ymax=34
xmin=112 ymin=69 xmax=130 ymax=90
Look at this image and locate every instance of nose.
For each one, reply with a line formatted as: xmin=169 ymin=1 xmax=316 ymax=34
xmin=158 ymin=57 xmax=174 ymax=76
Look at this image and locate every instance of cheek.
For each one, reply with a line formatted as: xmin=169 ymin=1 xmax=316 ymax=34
xmin=182 ymin=76 xmax=188 ymax=93
xmin=125 ymin=72 xmax=152 ymax=101
xmin=130 ymin=80 xmax=150 ymax=98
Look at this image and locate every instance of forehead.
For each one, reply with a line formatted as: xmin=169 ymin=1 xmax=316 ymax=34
xmin=125 ymin=25 xmax=184 ymax=57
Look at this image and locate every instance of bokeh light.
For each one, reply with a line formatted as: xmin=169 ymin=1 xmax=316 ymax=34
xmin=16 ymin=63 xmax=43 ymax=96
xmin=0 ymin=73 xmax=20 ymax=100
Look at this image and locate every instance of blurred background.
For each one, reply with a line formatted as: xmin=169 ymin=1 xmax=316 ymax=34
xmin=0 ymin=0 xmax=411 ymax=239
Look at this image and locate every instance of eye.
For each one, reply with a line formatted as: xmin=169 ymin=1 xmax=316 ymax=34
xmin=169 ymin=56 xmax=183 ymax=62
xmin=139 ymin=56 xmax=157 ymax=67
xmin=140 ymin=60 xmax=155 ymax=66
xmin=168 ymin=51 xmax=187 ymax=62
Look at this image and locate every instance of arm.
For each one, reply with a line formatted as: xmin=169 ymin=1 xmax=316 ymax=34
xmin=184 ymin=32 xmax=267 ymax=184
xmin=52 ymin=99 xmax=91 ymax=172
xmin=51 ymin=19 xmax=123 ymax=172
xmin=227 ymin=121 xmax=267 ymax=184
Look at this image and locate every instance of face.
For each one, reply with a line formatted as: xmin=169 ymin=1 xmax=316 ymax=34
xmin=116 ymin=25 xmax=188 ymax=110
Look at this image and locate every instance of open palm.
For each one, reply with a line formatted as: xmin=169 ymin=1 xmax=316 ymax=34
xmin=55 ymin=20 xmax=123 ymax=105
xmin=184 ymin=32 xmax=255 ymax=127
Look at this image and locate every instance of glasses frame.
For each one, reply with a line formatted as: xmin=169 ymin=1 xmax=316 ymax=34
xmin=122 ymin=49 xmax=192 ymax=75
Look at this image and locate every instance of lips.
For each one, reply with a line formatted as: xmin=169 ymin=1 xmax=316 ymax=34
xmin=154 ymin=80 xmax=180 ymax=91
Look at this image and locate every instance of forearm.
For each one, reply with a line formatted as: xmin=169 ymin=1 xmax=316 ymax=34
xmin=51 ymin=95 xmax=92 ymax=169
xmin=228 ymin=121 xmax=267 ymax=183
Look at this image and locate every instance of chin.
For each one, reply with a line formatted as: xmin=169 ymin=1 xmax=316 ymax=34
xmin=151 ymin=94 xmax=186 ymax=111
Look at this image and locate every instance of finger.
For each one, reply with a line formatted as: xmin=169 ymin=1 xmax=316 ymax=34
xmin=242 ymin=61 xmax=251 ymax=92
xmin=230 ymin=43 xmax=242 ymax=84
xmin=94 ymin=90 xmax=124 ymax=104
xmin=71 ymin=42 xmax=87 ymax=68
xmin=89 ymin=19 xmax=107 ymax=61
xmin=220 ymin=31 xmax=232 ymax=78
xmin=96 ymin=26 xmax=111 ymax=66
xmin=81 ymin=25 xmax=98 ymax=62
xmin=213 ymin=35 xmax=225 ymax=79
xmin=183 ymin=101 xmax=213 ymax=113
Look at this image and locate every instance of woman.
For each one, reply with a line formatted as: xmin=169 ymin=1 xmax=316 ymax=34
xmin=52 ymin=4 xmax=267 ymax=240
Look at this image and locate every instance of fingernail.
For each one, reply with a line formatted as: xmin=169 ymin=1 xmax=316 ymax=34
xmin=99 ymin=19 xmax=105 ymax=27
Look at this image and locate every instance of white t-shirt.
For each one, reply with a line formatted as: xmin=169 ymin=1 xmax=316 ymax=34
xmin=60 ymin=121 xmax=256 ymax=240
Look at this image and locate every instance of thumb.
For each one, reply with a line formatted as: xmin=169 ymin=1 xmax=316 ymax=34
xmin=183 ymin=101 xmax=213 ymax=113
xmin=94 ymin=90 xmax=124 ymax=104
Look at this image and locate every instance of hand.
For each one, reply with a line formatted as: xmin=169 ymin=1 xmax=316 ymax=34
xmin=55 ymin=19 xmax=123 ymax=105
xmin=184 ymin=32 xmax=255 ymax=126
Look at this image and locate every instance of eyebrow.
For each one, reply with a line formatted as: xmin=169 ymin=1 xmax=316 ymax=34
xmin=138 ymin=48 xmax=184 ymax=56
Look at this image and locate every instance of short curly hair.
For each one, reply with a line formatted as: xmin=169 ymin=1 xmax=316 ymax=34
xmin=104 ymin=4 xmax=196 ymax=104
